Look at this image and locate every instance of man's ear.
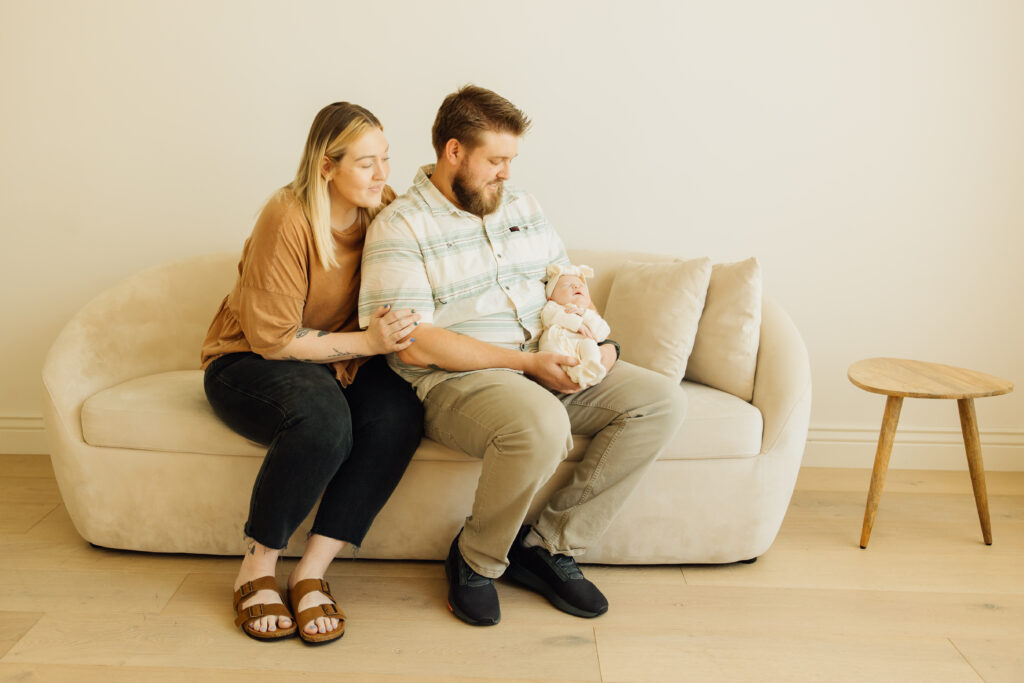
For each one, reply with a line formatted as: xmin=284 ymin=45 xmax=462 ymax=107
xmin=442 ymin=138 xmax=462 ymax=165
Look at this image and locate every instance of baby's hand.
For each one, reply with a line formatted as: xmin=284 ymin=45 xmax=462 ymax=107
xmin=564 ymin=304 xmax=586 ymax=316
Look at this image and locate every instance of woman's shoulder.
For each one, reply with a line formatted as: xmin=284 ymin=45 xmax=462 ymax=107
xmin=262 ymin=187 xmax=307 ymax=221
xmin=248 ymin=187 xmax=312 ymax=251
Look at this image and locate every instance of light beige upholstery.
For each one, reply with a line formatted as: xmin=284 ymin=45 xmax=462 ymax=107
xmin=42 ymin=250 xmax=811 ymax=564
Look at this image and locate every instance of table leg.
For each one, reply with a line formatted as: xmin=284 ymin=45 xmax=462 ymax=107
xmin=861 ymin=395 xmax=903 ymax=549
xmin=957 ymin=398 xmax=993 ymax=545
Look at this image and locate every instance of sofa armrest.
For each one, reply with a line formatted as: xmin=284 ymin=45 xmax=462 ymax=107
xmin=42 ymin=252 xmax=238 ymax=435
xmin=751 ymin=296 xmax=812 ymax=453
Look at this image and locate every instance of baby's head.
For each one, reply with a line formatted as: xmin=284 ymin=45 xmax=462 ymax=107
xmin=545 ymin=263 xmax=595 ymax=308
xmin=549 ymin=274 xmax=593 ymax=307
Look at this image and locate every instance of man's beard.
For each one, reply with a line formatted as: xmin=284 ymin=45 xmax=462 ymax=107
xmin=452 ymin=169 xmax=503 ymax=217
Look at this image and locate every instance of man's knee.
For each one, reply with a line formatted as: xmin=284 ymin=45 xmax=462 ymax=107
xmin=614 ymin=363 xmax=687 ymax=424
xmin=492 ymin=393 xmax=572 ymax=465
xmin=648 ymin=374 xmax=687 ymax=424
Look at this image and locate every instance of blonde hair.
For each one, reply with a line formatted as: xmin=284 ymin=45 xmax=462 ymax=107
xmin=289 ymin=102 xmax=390 ymax=270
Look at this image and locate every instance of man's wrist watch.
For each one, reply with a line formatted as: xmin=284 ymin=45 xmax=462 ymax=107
xmin=598 ymin=339 xmax=621 ymax=360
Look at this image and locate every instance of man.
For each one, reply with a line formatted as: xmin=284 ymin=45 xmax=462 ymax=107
xmin=359 ymin=85 xmax=685 ymax=626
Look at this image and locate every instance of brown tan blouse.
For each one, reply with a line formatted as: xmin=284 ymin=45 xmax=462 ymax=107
xmin=201 ymin=187 xmax=390 ymax=386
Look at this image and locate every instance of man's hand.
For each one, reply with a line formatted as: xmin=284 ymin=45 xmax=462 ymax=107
xmin=525 ymin=351 xmax=582 ymax=393
xmin=599 ymin=343 xmax=617 ymax=373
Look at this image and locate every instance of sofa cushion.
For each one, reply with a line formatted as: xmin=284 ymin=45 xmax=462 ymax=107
xmin=81 ymin=371 xmax=267 ymax=457
xmin=685 ymin=258 xmax=763 ymax=402
xmin=81 ymin=372 xmax=762 ymax=462
xmin=601 ymin=258 xmax=712 ymax=382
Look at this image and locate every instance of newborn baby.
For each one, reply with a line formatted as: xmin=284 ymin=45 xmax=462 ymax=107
xmin=539 ymin=263 xmax=611 ymax=389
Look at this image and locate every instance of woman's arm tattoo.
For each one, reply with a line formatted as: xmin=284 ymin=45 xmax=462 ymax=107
xmin=295 ymin=328 xmax=331 ymax=339
xmin=284 ymin=348 xmax=360 ymax=364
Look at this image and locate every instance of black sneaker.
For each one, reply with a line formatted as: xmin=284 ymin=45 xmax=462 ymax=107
xmin=505 ymin=525 xmax=608 ymax=618
xmin=444 ymin=532 xmax=500 ymax=626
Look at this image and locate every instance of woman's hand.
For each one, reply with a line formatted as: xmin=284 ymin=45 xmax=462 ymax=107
xmin=365 ymin=304 xmax=420 ymax=355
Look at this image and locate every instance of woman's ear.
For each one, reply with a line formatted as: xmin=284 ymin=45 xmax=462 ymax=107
xmin=320 ymin=155 xmax=334 ymax=181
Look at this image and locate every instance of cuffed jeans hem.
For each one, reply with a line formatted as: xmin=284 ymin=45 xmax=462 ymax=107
xmin=458 ymin=536 xmax=507 ymax=580
xmin=308 ymin=526 xmax=361 ymax=549
xmin=528 ymin=523 xmax=587 ymax=557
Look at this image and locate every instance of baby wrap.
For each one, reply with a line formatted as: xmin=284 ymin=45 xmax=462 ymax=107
xmin=539 ymin=300 xmax=612 ymax=389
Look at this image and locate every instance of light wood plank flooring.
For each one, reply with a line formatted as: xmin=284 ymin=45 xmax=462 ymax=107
xmin=1 ymin=454 xmax=1021 ymax=682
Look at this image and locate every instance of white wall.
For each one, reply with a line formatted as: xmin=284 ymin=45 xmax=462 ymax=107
xmin=2 ymin=0 xmax=1021 ymax=468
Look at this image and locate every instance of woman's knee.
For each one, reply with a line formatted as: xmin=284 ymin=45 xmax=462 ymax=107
xmin=288 ymin=400 xmax=354 ymax=457
xmin=349 ymin=373 xmax=425 ymax=452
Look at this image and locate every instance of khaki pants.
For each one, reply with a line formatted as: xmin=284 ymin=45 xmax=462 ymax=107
xmin=422 ymin=360 xmax=686 ymax=578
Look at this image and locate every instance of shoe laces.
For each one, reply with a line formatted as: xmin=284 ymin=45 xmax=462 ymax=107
xmin=461 ymin=559 xmax=493 ymax=588
xmin=551 ymin=552 xmax=584 ymax=580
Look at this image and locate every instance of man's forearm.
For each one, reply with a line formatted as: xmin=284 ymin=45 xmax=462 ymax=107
xmin=396 ymin=324 xmax=527 ymax=372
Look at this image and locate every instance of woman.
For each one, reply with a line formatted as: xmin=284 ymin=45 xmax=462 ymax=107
xmin=201 ymin=102 xmax=422 ymax=645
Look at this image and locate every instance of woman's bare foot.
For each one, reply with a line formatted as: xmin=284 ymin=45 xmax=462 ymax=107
xmin=288 ymin=534 xmax=346 ymax=635
xmin=287 ymin=578 xmax=342 ymax=635
xmin=234 ymin=541 xmax=292 ymax=633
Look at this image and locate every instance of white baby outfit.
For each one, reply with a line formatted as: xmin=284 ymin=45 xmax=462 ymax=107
xmin=539 ymin=264 xmax=612 ymax=389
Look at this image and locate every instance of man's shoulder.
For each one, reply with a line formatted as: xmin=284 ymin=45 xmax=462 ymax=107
xmin=368 ymin=188 xmax=432 ymax=242
xmin=377 ymin=187 xmax=429 ymax=220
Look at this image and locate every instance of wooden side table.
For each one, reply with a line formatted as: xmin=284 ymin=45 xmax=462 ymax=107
xmin=847 ymin=358 xmax=1013 ymax=548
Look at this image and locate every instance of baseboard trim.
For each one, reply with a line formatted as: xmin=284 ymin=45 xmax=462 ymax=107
xmin=0 ymin=414 xmax=48 ymax=454
xmin=805 ymin=426 xmax=1024 ymax=471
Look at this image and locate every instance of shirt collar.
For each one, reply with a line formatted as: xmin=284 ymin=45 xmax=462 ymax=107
xmin=412 ymin=164 xmax=461 ymax=215
xmin=412 ymin=163 xmax=519 ymax=219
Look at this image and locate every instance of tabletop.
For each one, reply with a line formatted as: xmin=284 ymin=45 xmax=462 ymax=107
xmin=848 ymin=358 xmax=1014 ymax=400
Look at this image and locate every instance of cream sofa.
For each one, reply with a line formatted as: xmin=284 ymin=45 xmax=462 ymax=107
xmin=42 ymin=249 xmax=811 ymax=564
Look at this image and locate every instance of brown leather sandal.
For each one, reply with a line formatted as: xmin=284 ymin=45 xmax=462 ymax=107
xmin=288 ymin=578 xmax=346 ymax=645
xmin=232 ymin=576 xmax=297 ymax=641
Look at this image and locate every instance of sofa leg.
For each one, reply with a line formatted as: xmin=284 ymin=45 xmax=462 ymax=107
xmin=739 ymin=557 xmax=758 ymax=564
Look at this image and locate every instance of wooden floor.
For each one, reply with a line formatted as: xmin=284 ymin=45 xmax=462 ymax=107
xmin=1 ymin=454 xmax=1022 ymax=682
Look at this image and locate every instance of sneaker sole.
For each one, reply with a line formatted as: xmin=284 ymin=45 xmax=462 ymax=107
xmin=504 ymin=564 xmax=607 ymax=619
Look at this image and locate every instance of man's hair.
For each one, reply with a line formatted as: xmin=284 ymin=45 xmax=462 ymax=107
xmin=431 ymin=85 xmax=532 ymax=158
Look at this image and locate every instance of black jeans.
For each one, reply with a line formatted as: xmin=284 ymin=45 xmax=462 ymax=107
xmin=204 ymin=353 xmax=423 ymax=550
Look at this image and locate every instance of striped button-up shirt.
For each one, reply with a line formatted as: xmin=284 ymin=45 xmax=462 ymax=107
xmin=359 ymin=164 xmax=569 ymax=398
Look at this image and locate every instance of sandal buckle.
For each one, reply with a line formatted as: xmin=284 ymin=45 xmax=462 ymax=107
xmin=319 ymin=578 xmax=331 ymax=594
xmin=320 ymin=603 xmax=339 ymax=617
xmin=246 ymin=604 xmax=265 ymax=618
xmin=238 ymin=581 xmax=256 ymax=598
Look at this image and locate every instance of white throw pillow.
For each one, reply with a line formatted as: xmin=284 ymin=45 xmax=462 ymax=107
xmin=601 ymin=258 xmax=712 ymax=382
xmin=685 ymin=258 xmax=762 ymax=402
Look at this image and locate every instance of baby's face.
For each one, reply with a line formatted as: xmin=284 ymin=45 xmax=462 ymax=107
xmin=550 ymin=275 xmax=593 ymax=308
